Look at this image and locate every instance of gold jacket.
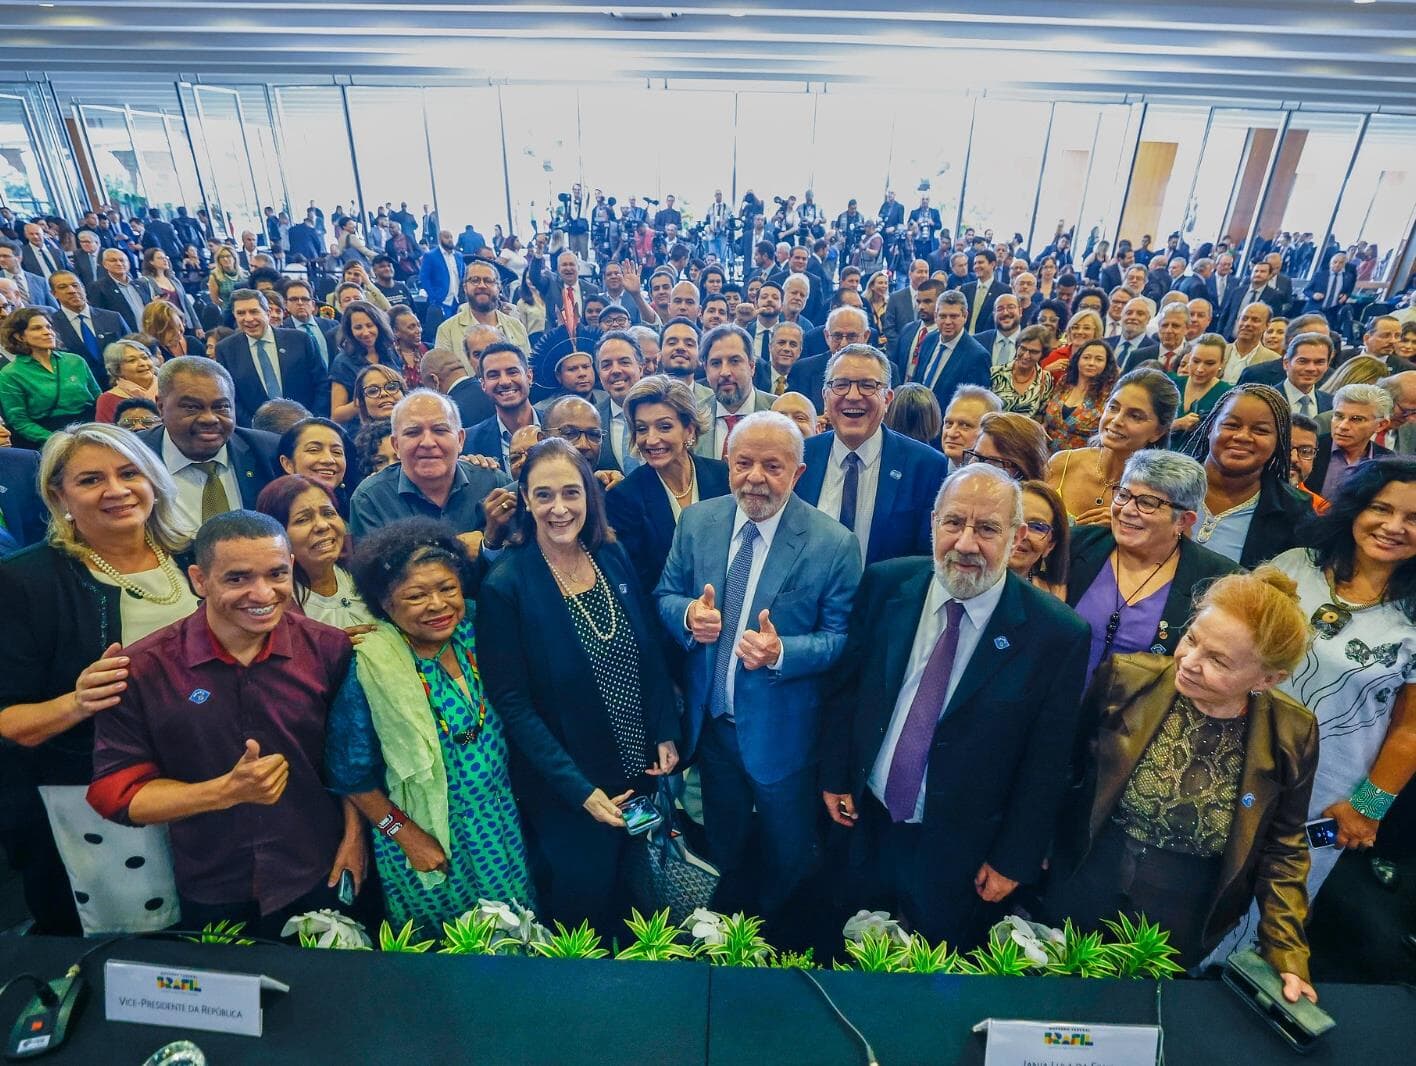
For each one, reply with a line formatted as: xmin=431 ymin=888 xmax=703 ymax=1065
xmin=1057 ymin=653 xmax=1319 ymax=979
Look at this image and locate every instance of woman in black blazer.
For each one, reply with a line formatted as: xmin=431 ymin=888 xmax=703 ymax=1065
xmin=604 ymin=374 xmax=731 ymax=596
xmin=477 ymin=439 xmax=681 ymax=934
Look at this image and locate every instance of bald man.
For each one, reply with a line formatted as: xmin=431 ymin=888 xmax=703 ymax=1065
xmin=420 ymin=346 xmax=493 ymax=429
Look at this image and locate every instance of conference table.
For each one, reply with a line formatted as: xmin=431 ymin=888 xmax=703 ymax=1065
xmin=1 ymin=935 xmax=1412 ymax=1064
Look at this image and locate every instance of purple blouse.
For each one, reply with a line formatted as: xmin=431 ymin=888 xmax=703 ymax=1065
xmin=1075 ymin=558 xmax=1171 ymax=684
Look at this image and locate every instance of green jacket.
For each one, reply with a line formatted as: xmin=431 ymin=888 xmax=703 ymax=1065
xmin=0 ymin=350 xmax=101 ymax=446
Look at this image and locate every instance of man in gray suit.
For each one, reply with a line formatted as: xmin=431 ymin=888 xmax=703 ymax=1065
xmin=657 ymin=410 xmax=862 ymax=918
xmin=880 ymin=259 xmax=929 ymax=347
xmin=695 ymin=323 xmax=775 ymax=460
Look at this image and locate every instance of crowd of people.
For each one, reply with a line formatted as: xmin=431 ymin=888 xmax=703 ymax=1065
xmin=2 ymin=193 xmax=1416 ymax=1006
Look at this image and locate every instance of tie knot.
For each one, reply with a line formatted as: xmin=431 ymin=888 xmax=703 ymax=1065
xmin=843 ymin=451 xmax=861 ymax=470
xmin=196 ymin=460 xmax=221 ymax=477
xmin=740 ymin=521 xmax=759 ymax=546
xmin=944 ymin=599 xmax=965 ymax=627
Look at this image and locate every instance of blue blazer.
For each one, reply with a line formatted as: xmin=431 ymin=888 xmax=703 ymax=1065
xmin=916 ymin=331 xmax=992 ymax=413
xmin=794 ymin=427 xmax=947 ymax=565
xmin=0 ymin=447 xmax=45 ymax=553
xmin=418 ymin=247 xmax=464 ymax=309
xmin=605 ymin=455 xmax=731 ymax=595
xmin=214 ymin=328 xmax=329 ymax=424
xmin=463 ymin=413 xmax=507 ymax=466
xmin=654 ymin=493 xmax=862 ymax=784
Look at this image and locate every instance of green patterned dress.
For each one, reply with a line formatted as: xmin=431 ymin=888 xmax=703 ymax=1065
xmin=327 ymin=618 xmax=535 ymax=934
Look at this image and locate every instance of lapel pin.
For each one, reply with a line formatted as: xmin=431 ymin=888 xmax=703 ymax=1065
xmin=1241 ymin=792 xmax=1255 ymax=808
xmin=1149 ymin=643 xmax=1167 ymax=654
xmin=993 ymin=635 xmax=1010 ymax=650
xmin=889 ymin=468 xmax=902 ymax=480
xmin=618 ymin=583 xmax=628 ymax=594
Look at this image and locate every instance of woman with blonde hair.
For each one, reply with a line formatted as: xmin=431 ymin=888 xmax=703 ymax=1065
xmin=0 ymin=423 xmax=194 ymax=934
xmin=1322 ymin=354 xmax=1386 ymax=392
xmin=206 ymin=245 xmax=245 ymax=311
xmin=140 ymin=300 xmax=199 ymax=363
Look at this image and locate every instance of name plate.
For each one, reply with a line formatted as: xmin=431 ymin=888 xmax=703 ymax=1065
xmin=973 ymin=1018 xmax=1161 ymax=1066
xmin=104 ymin=960 xmax=288 ymax=1038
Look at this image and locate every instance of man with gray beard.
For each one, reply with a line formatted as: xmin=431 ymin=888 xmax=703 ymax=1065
xmin=820 ymin=464 xmax=1090 ymax=948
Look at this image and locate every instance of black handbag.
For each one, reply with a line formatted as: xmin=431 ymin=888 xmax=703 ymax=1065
xmin=624 ymin=777 xmax=720 ymax=925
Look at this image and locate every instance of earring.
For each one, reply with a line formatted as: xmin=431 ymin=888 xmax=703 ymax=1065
xmin=64 ymin=512 xmax=73 ymax=521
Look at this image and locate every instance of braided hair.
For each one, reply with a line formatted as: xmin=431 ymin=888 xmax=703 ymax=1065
xmin=1180 ymin=382 xmax=1291 ymax=487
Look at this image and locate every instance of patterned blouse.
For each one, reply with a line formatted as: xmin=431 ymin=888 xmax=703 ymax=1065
xmin=1040 ymin=389 xmax=1105 ymax=453
xmin=991 ymin=361 xmax=1055 ymax=420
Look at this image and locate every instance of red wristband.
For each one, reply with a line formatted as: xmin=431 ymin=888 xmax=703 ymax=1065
xmin=376 ymin=805 xmax=407 ymax=838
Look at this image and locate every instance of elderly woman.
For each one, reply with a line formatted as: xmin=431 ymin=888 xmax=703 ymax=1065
xmin=0 ymin=423 xmax=193 ymax=934
xmin=1169 ymin=332 xmax=1231 ymax=437
xmin=94 ymin=338 xmax=158 ymax=424
xmin=206 ymin=246 xmax=245 ymax=311
xmin=325 ymin=517 xmax=532 ymax=935
xmin=1048 ymin=367 xmax=1179 ymax=523
xmin=604 ymin=375 xmax=731 ymax=596
xmin=477 ymin=439 xmax=681 ymax=934
xmin=1043 ymin=567 xmax=1319 ymax=1001
xmin=965 ymin=411 xmax=1049 ymax=481
xmin=257 ymin=474 xmax=374 ymax=632
xmin=1182 ymin=384 xmax=1313 ymax=567
xmin=882 ymin=382 xmax=943 ymax=446
xmin=1206 ymin=459 xmax=1416 ymax=970
xmin=1068 ymin=450 xmax=1238 ymax=684
xmin=990 ymin=324 xmax=1055 ymax=419
xmin=277 ymin=416 xmax=351 ymax=510
xmin=1011 ymin=479 xmax=1069 ymax=598
xmin=331 ymin=301 xmax=402 ymax=424
xmin=1042 ymin=308 xmax=1104 ymax=378
xmin=0 ymin=308 xmax=102 ymax=448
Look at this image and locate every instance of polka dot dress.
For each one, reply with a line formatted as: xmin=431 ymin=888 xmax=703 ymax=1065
xmin=565 ymin=576 xmax=651 ymax=783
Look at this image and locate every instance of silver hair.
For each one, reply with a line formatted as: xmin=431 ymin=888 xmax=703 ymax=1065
xmin=627 ymin=324 xmax=660 ymax=349
xmin=726 ymin=409 xmax=805 ymax=465
xmin=157 ymin=353 xmax=233 ymax=396
xmin=1160 ymin=303 xmax=1191 ymax=322
xmin=946 ymin=384 xmax=1004 ymax=414
xmin=102 ymin=338 xmax=153 ymax=385
xmin=1122 ymin=449 xmax=1207 ymax=513
xmin=392 ymin=386 xmax=463 ymax=432
xmin=1334 ymin=382 xmax=1393 ymax=420
xmin=824 ymin=303 xmax=869 ymax=334
xmin=932 ymin=463 xmax=1024 ymax=529
xmin=823 ymin=343 xmax=891 ymax=390
xmin=936 ymin=289 xmax=968 ymax=312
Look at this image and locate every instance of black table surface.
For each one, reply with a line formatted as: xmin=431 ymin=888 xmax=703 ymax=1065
xmin=2 ymin=936 xmax=1412 ymax=1065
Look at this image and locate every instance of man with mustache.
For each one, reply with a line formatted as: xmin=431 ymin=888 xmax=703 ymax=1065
xmin=657 ymin=411 xmax=861 ymax=921
xmin=820 ymin=464 xmax=1090 ymax=948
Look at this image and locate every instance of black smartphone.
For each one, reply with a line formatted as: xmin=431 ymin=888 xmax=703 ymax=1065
xmin=337 ymin=868 xmax=356 ymax=906
xmin=621 ymin=795 xmax=664 ymax=836
xmin=1304 ymin=818 xmax=1339 ymax=849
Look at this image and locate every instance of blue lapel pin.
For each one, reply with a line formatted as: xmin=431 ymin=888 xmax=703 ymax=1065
xmin=1241 ymin=792 xmax=1255 ymax=808
xmin=889 ymin=468 xmax=902 ymax=480
xmin=993 ymin=635 xmax=1010 ymax=650
xmin=618 ymin=583 xmax=628 ymax=595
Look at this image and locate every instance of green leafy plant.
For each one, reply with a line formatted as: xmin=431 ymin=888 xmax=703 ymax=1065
xmin=702 ymin=913 xmax=774 ymax=967
xmin=438 ymin=912 xmax=499 ymax=956
xmin=377 ymin=918 xmax=435 ymax=954
xmin=616 ymin=909 xmax=694 ymax=961
xmin=841 ymin=930 xmax=898 ymax=973
xmin=184 ymin=920 xmax=254 ymax=946
xmin=893 ymin=934 xmax=961 ymax=975
xmin=958 ymin=928 xmax=1032 ymax=976
xmin=769 ymin=948 xmax=818 ymax=970
xmin=533 ymin=920 xmax=610 ymax=960
xmin=1044 ymin=920 xmax=1117 ymax=978
xmin=1101 ymin=913 xmax=1184 ymax=978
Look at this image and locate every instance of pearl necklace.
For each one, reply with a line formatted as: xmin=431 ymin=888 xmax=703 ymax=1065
xmin=542 ymin=547 xmax=617 ymax=642
xmin=86 ymin=533 xmax=186 ymax=605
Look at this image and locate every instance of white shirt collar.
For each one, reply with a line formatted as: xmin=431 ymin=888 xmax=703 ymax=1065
xmin=247 ymin=328 xmax=276 ymax=350
xmin=731 ymin=501 xmax=786 ymax=550
xmin=161 ymin=431 xmax=230 ymax=475
xmin=925 ymin=566 xmax=1007 ymax=630
xmin=829 ymin=427 xmax=884 ymax=470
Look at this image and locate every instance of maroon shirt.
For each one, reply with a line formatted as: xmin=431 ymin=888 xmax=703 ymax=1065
xmin=89 ymin=608 xmax=353 ymax=914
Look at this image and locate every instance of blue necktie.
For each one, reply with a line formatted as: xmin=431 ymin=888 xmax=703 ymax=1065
xmin=709 ymin=522 xmax=759 ymax=721
xmin=839 ymin=452 xmax=861 ymax=532
xmin=922 ymin=339 xmax=953 ymax=389
xmin=255 ymin=338 xmax=282 ymax=398
xmin=302 ymin=322 xmax=328 ymax=367
xmin=78 ymin=314 xmax=99 ymax=362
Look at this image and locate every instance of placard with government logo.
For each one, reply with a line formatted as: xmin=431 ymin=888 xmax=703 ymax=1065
xmin=104 ymin=959 xmax=289 ymax=1037
xmin=973 ymin=1017 xmax=1161 ymax=1065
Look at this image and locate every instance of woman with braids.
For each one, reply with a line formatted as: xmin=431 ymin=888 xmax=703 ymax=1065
xmin=1181 ymin=383 xmax=1314 ymax=568
xmin=1207 ymin=458 xmax=1416 ymax=969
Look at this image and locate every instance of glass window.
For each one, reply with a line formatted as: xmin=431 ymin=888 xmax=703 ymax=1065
xmin=192 ymin=86 xmax=261 ymax=238
xmin=1119 ymin=104 xmax=1209 ymax=251
xmin=165 ymin=114 xmax=203 ymax=215
xmin=128 ymin=110 xmax=185 ymax=216
xmin=274 ymin=87 xmax=359 ymax=225
xmin=962 ymin=99 xmax=1052 ymax=246
xmin=499 ymin=85 xmax=580 ymax=239
xmin=1331 ymin=114 xmax=1416 ymax=288
xmin=81 ymin=106 xmax=143 ymax=216
xmin=1188 ymin=108 xmax=1285 ymax=253
xmin=0 ymin=94 xmax=55 ymax=214
xmin=424 ymin=86 xmax=507 ymax=237
xmin=578 ymin=86 xmax=660 ymax=206
xmin=236 ymin=87 xmax=285 ymax=218
xmin=734 ymin=91 xmax=815 ymax=206
xmin=1031 ymin=103 xmax=1139 ymax=271
xmin=809 ymin=92 xmax=890 ymax=227
xmin=346 ymin=87 xmax=433 ymax=221
xmin=656 ymin=89 xmax=733 ymax=219
xmin=887 ymin=94 xmax=971 ymax=235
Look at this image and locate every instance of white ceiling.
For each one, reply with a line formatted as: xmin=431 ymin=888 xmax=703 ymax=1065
xmin=12 ymin=0 xmax=1416 ymax=111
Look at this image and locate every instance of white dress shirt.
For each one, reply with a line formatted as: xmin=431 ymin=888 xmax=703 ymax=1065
xmin=989 ymin=328 xmax=1020 ymax=369
xmin=710 ymin=388 xmax=760 ymax=457
xmin=1221 ymin=341 xmax=1275 ymax=384
xmin=247 ymin=328 xmax=283 ymax=395
xmin=868 ymin=570 xmax=1006 ymax=823
xmin=1282 ymin=379 xmax=1320 ymax=417
xmin=162 ymin=433 xmax=242 ymax=535
xmin=609 ymin=400 xmax=628 ymax=468
xmin=815 ymin=428 xmax=883 ymax=561
xmin=440 ymin=249 xmax=460 ymax=307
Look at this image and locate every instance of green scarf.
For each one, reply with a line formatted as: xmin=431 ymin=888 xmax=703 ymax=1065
xmin=353 ymin=621 xmax=450 ymax=889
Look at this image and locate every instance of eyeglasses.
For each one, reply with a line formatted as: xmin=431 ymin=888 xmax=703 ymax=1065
xmin=935 ymin=514 xmax=1007 ymax=541
xmin=1024 ymin=519 xmax=1054 ymax=537
xmin=361 ymin=382 xmax=405 ymax=399
xmin=1291 ymin=445 xmax=1318 ymax=460
xmin=960 ymin=449 xmax=1022 ymax=480
xmin=556 ymin=427 xmax=603 ymax=444
xmin=1113 ymin=487 xmax=1177 ymax=514
xmin=827 ymin=331 xmax=866 ymax=345
xmin=825 ymin=377 xmax=885 ymax=396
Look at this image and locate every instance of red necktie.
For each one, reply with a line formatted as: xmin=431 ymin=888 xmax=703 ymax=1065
xmin=562 ymin=286 xmax=578 ymax=338
xmin=721 ymin=414 xmax=741 ymax=459
xmin=906 ymin=326 xmax=927 ymax=381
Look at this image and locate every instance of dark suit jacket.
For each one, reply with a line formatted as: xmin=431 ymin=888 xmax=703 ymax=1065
xmin=888 ymin=321 xmax=932 ymax=382
xmin=49 ymin=305 xmax=125 ymax=383
xmin=604 ymin=455 xmax=731 ymax=596
xmin=0 ymin=447 xmax=45 ymax=551
xmin=794 ymin=428 xmax=948 ymax=565
xmin=20 ymin=244 xmax=68 ymax=279
xmin=71 ymin=250 xmax=103 ymax=291
xmin=1067 ymin=525 xmax=1239 ymax=655
xmin=1113 ymin=338 xmax=1159 ymax=372
xmin=214 ymin=329 xmax=329 ymax=425
xmin=285 ymin=222 xmax=323 ymax=263
xmin=880 ymin=287 xmax=918 ymax=346
xmin=916 ymin=330 xmax=992 ymax=413
xmin=1303 ymin=268 xmax=1356 ymax=310
xmin=463 ymin=413 xmax=510 ymax=467
xmin=447 ymin=375 xmax=495 ymax=431
xmin=1098 ymin=263 xmax=1123 ymax=293
xmin=89 ymin=275 xmax=157 ymax=331
xmin=1305 ymin=436 xmax=1394 ymax=496
xmin=958 ymin=279 xmax=1010 ymax=333
xmin=141 ymin=219 xmax=182 ymax=259
xmin=1053 ymin=653 xmax=1317 ymax=978
xmin=820 ymin=562 xmax=1091 ymax=943
xmin=137 ymin=425 xmax=280 ymax=509
xmin=477 ymin=540 xmax=681 ymax=817
xmin=1220 ymin=284 xmax=1285 ymax=338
